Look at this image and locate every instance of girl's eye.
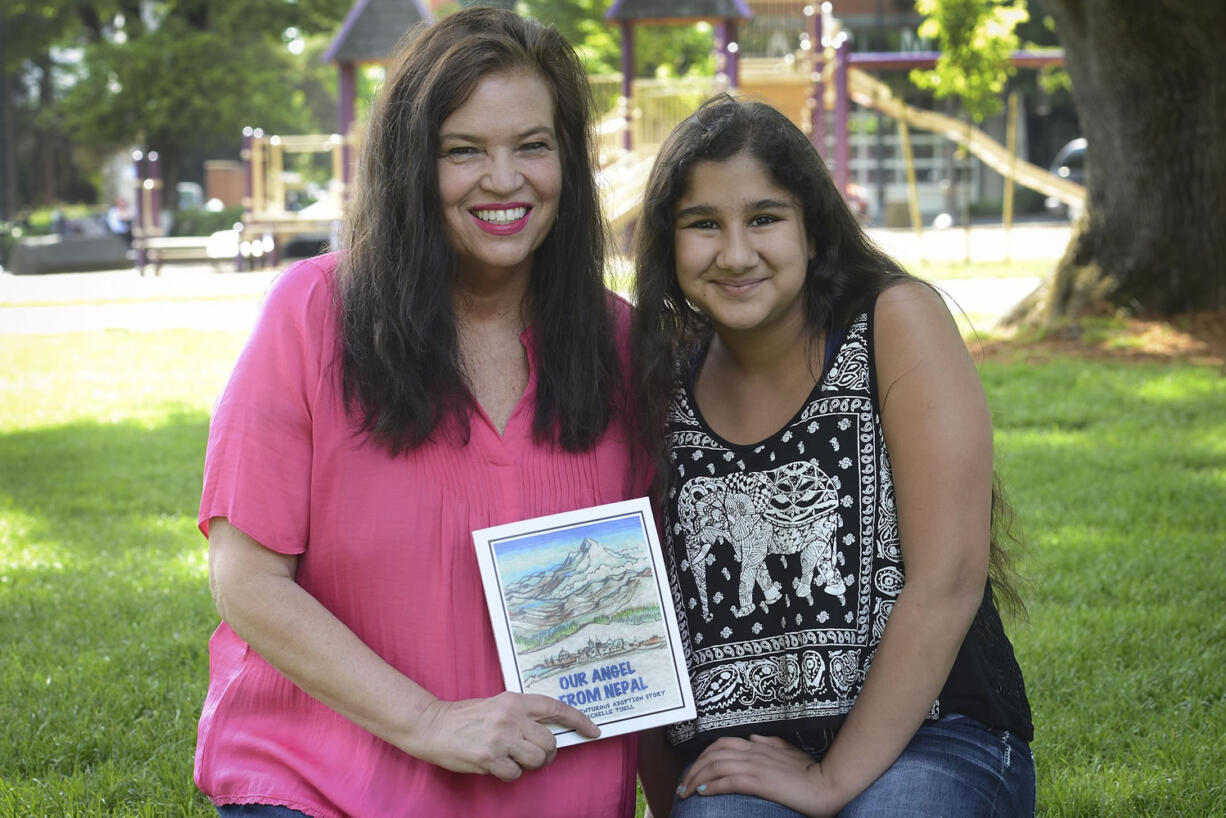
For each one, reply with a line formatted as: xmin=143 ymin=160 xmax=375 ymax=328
xmin=750 ymin=214 xmax=782 ymax=227
xmin=682 ymin=219 xmax=718 ymax=230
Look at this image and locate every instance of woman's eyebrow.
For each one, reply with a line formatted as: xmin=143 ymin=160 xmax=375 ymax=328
xmin=439 ymin=125 xmax=556 ymax=143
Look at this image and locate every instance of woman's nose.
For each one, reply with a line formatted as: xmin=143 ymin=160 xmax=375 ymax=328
xmin=482 ymin=150 xmax=522 ymax=194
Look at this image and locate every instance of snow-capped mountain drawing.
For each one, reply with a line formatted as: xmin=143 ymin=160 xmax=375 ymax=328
xmin=503 ymin=537 xmax=658 ymax=638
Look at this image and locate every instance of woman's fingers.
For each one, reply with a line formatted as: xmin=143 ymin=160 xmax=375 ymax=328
xmin=419 ymin=691 xmax=604 ymax=780
xmin=522 ymin=692 xmax=601 ymax=738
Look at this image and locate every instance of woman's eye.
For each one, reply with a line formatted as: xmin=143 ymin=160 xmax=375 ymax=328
xmin=520 ymin=141 xmax=551 ymax=154
xmin=445 ymin=146 xmax=480 ymax=159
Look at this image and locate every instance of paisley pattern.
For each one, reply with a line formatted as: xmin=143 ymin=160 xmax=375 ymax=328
xmin=664 ymin=314 xmax=907 ymax=746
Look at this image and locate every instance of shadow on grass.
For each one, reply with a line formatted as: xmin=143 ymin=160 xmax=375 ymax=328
xmin=0 ymin=411 xmax=218 ymax=815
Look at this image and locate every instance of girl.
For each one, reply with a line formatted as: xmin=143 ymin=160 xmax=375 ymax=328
xmin=631 ymin=94 xmax=1034 ymax=817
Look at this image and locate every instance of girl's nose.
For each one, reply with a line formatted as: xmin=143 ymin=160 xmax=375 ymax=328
xmin=717 ymin=227 xmax=756 ymax=271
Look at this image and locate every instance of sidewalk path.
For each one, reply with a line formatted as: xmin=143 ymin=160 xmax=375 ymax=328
xmin=0 ymin=223 xmax=1066 ymax=335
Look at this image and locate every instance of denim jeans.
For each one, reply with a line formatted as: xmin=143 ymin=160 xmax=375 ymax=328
xmin=217 ymin=805 xmax=310 ymax=818
xmin=670 ymin=713 xmax=1035 ymax=818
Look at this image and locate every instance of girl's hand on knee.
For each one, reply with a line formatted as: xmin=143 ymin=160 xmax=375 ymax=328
xmin=676 ymin=734 xmax=845 ymax=817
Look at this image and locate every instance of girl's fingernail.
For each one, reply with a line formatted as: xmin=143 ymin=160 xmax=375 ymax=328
xmin=697 ymin=784 xmax=707 ymax=793
xmin=676 ymin=785 xmax=685 ymax=795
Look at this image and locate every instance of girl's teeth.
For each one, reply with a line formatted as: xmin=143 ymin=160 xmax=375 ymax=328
xmin=474 ymin=207 xmax=527 ymax=224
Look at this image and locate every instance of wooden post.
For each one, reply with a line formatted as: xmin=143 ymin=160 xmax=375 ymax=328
xmin=897 ymin=110 xmax=924 ymax=253
xmin=834 ymin=39 xmax=849 ymax=196
xmin=269 ymin=136 xmax=284 ymax=216
xmin=331 ymin=133 xmax=343 ymax=201
xmin=1003 ymin=90 xmax=1019 ymax=261
xmin=132 ymin=150 xmax=147 ymax=275
xmin=808 ymin=3 xmax=825 ymax=158
xmin=250 ymin=131 xmax=265 ymax=220
xmin=620 ymin=21 xmax=634 ymax=152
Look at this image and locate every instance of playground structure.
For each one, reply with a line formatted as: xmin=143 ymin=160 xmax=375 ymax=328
xmin=235 ymin=127 xmax=354 ymax=265
xmin=129 ymin=150 xmax=239 ymax=275
xmin=130 ymin=0 xmax=1086 ymax=270
xmin=598 ymin=2 xmax=1085 ymax=236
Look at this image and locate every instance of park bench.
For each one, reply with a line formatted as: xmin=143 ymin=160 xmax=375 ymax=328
xmin=132 ymin=233 xmax=239 ymax=275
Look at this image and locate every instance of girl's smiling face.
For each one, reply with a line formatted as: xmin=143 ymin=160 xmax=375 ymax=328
xmin=674 ymin=151 xmax=815 ymax=339
xmin=437 ymin=68 xmax=562 ymax=289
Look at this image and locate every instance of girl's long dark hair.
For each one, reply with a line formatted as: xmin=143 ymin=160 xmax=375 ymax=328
xmin=631 ymin=94 xmax=1026 ymax=616
xmin=338 ymin=7 xmax=617 ymax=454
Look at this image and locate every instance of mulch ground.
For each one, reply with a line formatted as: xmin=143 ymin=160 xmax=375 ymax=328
xmin=976 ymin=308 xmax=1226 ymax=368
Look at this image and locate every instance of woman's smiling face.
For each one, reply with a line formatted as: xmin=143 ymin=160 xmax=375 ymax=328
xmin=436 ymin=68 xmax=562 ymax=289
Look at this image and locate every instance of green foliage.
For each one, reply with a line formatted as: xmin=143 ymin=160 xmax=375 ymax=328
xmin=5 ymin=0 xmax=352 ymax=211
xmin=169 ymin=205 xmax=244 ymax=238
xmin=56 ymin=4 xmax=347 ymax=149
xmin=519 ymin=0 xmax=715 ymax=78
xmin=910 ymin=0 xmax=1029 ymax=122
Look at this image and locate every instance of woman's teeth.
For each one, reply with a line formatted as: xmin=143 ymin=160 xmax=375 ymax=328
xmin=473 ymin=207 xmax=527 ymax=224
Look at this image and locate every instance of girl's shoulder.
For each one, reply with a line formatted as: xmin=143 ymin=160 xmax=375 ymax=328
xmin=872 ymin=278 xmax=951 ymax=331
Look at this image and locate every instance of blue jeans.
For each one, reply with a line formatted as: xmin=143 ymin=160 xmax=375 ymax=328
xmin=670 ymin=714 xmax=1035 ymax=818
xmin=217 ymin=806 xmax=310 ymax=818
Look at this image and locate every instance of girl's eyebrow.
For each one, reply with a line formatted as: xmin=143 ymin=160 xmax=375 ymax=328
xmin=750 ymin=197 xmax=793 ymax=210
xmin=676 ymin=203 xmax=716 ymax=220
xmin=676 ymin=198 xmax=793 ymax=219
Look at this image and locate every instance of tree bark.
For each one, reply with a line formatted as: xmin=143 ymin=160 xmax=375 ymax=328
xmin=1038 ymin=0 xmax=1226 ymax=317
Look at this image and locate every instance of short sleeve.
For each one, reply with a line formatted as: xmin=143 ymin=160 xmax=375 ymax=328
xmin=198 ymin=255 xmax=339 ymax=554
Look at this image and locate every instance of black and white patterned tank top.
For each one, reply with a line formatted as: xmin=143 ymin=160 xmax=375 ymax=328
xmin=662 ymin=311 xmax=900 ymax=751
xmin=662 ymin=310 xmax=1032 ymax=756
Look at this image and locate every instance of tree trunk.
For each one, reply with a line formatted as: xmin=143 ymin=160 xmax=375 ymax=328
xmin=35 ymin=55 xmax=57 ymax=206
xmin=1039 ymin=0 xmax=1226 ymax=317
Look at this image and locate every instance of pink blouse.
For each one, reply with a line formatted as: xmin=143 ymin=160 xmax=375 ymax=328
xmin=197 ymin=254 xmax=646 ymax=817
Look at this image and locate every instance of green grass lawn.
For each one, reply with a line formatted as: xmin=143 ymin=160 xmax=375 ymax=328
xmin=1 ymin=327 xmax=1223 ymax=816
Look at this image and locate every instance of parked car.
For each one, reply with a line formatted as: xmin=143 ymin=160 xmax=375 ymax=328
xmin=1045 ymin=137 xmax=1087 ymax=220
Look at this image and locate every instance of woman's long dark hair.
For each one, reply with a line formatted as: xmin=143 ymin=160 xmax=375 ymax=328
xmin=338 ymin=7 xmax=617 ymax=453
xmin=631 ymin=94 xmax=1026 ymax=616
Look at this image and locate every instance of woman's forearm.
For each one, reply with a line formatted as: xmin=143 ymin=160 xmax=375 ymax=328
xmin=208 ymin=518 xmax=440 ymax=754
xmin=208 ymin=517 xmax=599 ymax=780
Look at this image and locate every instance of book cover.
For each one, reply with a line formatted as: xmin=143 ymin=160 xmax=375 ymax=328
xmin=472 ymin=497 xmax=695 ymax=747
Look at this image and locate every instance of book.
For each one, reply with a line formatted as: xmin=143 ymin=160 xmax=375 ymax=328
xmin=472 ymin=496 xmax=695 ymax=747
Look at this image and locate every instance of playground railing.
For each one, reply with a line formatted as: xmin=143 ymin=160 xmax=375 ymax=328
xmin=631 ymin=77 xmax=721 ymax=154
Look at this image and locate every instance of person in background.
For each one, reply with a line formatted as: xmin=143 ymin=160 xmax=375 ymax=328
xmin=631 ymin=94 xmax=1034 ymax=817
xmin=105 ymin=197 xmax=132 ymax=245
xmin=196 ymin=9 xmax=645 ymax=817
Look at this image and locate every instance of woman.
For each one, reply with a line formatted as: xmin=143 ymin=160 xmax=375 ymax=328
xmin=631 ymin=95 xmax=1034 ymax=817
xmin=197 ymin=9 xmax=644 ymax=817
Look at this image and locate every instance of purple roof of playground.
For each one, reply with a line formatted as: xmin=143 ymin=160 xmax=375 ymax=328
xmin=605 ymin=0 xmax=751 ymax=23
xmin=324 ymin=0 xmax=434 ymax=64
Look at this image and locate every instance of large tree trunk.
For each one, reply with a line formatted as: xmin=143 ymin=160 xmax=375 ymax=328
xmin=1039 ymin=0 xmax=1226 ymax=317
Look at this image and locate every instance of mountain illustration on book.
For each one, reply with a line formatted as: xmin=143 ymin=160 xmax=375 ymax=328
xmin=502 ymin=536 xmax=669 ymax=685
